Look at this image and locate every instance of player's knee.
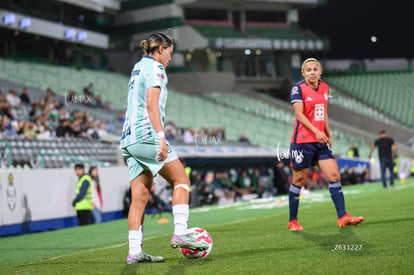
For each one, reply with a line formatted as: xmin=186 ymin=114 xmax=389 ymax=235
xmin=293 ymin=176 xmax=307 ymax=186
xmin=328 ymin=172 xmax=341 ymax=182
xmin=174 ymin=183 xmax=190 ymax=192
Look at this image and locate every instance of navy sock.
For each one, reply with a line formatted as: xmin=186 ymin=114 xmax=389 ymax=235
xmin=288 ymin=184 xmax=301 ymax=221
xmin=329 ymin=182 xmax=346 ymax=218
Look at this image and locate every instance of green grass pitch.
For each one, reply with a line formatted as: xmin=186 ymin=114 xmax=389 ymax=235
xmin=1 ymin=179 xmax=414 ymax=274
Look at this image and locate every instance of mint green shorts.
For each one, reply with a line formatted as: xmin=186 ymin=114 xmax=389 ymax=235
xmin=121 ymin=141 xmax=178 ymax=181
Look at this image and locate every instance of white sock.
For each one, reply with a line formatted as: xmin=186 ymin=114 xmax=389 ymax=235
xmin=173 ymin=204 xmax=189 ymax=235
xmin=128 ymin=226 xmax=142 ymax=255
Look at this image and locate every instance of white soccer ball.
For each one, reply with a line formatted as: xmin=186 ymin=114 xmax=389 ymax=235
xmin=180 ymin=227 xmax=213 ymax=259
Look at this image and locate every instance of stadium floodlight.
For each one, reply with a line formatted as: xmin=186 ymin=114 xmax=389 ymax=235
xmin=19 ymin=18 xmax=31 ymax=29
xmin=2 ymin=13 xmax=16 ymax=25
xmin=64 ymin=28 xmax=76 ymax=40
xmin=77 ymin=31 xmax=87 ymax=42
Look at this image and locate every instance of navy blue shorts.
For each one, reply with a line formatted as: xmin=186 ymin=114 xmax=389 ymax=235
xmin=290 ymin=142 xmax=334 ymax=169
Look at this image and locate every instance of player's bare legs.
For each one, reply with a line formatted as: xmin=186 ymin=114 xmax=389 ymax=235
xmin=127 ymin=170 xmax=164 ymax=264
xmin=159 ymin=159 xmax=208 ymax=250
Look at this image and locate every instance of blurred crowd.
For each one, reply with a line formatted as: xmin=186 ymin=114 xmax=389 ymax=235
xmin=145 ymin=161 xmax=334 ymax=210
xmin=186 ymin=161 xmax=331 ymax=207
xmin=0 ymin=85 xmax=120 ymax=141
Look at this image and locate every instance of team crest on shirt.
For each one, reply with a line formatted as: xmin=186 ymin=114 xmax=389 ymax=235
xmin=157 ymin=73 xmax=165 ymax=79
xmin=314 ymin=103 xmax=324 ymax=121
xmin=291 ymin=86 xmax=299 ymax=95
xmin=295 ymin=154 xmax=303 ymax=164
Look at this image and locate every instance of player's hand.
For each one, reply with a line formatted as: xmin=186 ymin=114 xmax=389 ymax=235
xmin=157 ymin=137 xmax=168 ymax=161
xmin=315 ymin=130 xmax=329 ymax=144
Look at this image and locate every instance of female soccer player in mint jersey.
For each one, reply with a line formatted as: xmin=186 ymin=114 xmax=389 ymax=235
xmin=287 ymin=58 xmax=364 ymax=231
xmin=120 ymin=32 xmax=208 ymax=265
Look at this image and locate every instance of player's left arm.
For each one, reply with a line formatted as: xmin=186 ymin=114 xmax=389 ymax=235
xmin=324 ymin=107 xmax=332 ymax=148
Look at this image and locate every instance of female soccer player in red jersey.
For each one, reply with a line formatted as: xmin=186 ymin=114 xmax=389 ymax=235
xmin=287 ymin=58 xmax=364 ymax=231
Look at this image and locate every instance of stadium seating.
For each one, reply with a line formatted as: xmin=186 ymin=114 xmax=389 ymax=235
xmin=4 ymin=58 xmax=404 ymax=163
xmin=324 ymin=71 xmax=414 ymax=128
xmin=191 ymin=25 xmax=242 ymax=38
xmin=200 ymin=91 xmax=370 ymax=156
xmin=327 ymin=89 xmax=401 ymax=126
xmin=0 ymin=58 xmax=129 ymax=110
xmin=0 ymin=138 xmax=119 ymax=169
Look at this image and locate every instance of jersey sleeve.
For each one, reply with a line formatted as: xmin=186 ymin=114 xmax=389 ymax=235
xmin=146 ymin=63 xmax=165 ymax=89
xmin=290 ymin=85 xmax=302 ymax=104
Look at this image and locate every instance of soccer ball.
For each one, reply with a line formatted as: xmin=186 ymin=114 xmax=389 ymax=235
xmin=180 ymin=227 xmax=213 ymax=259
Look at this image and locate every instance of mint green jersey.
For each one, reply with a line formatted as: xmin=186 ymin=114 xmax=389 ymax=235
xmin=120 ymin=56 xmax=168 ymax=148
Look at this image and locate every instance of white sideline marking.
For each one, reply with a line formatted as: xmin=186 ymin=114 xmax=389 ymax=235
xmin=24 ymin=237 xmax=161 ymax=265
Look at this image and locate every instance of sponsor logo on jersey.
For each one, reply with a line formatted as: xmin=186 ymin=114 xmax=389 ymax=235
xmin=314 ymin=103 xmax=325 ymax=121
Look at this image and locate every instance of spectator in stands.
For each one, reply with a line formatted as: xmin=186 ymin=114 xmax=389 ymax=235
xmin=6 ymin=89 xmax=21 ymax=118
xmin=346 ymin=142 xmax=359 ymax=158
xmin=235 ymin=170 xmax=256 ymax=199
xmin=189 ymin=171 xmax=202 ymax=207
xmin=118 ymin=111 xmax=126 ymax=124
xmin=183 ymin=128 xmax=195 ymax=144
xmin=6 ymin=89 xmax=21 ymax=109
xmin=28 ymin=102 xmax=43 ymax=121
xmin=34 ymin=114 xmax=53 ymax=140
xmin=165 ymin=128 xmax=175 ymax=143
xmin=70 ymin=118 xmax=85 ymax=138
xmin=89 ymin=166 xmax=103 ymax=224
xmin=58 ymin=106 xmax=70 ymax=121
xmin=197 ymin=171 xmax=216 ymax=206
xmin=210 ymin=126 xmax=225 ymax=141
xmin=0 ymin=115 xmax=19 ymax=138
xmin=238 ymin=133 xmax=251 ymax=145
xmin=44 ymin=88 xmax=58 ymax=104
xmin=72 ymin=163 xmax=93 ymax=226
xmin=273 ymin=161 xmax=290 ymax=195
xmin=19 ymin=87 xmax=31 ymax=105
xmin=368 ymin=130 xmax=397 ymax=189
xmin=0 ymin=92 xmax=13 ymax=118
xmin=55 ymin=119 xmax=73 ymax=138
xmin=255 ymin=168 xmax=278 ymax=198
xmin=119 ymin=32 xmax=207 ymax=265
xmin=213 ymin=171 xmax=236 ymax=204
xmin=20 ymin=120 xmax=37 ymax=139
xmin=286 ymin=58 xmax=364 ymax=231
xmin=164 ymin=121 xmax=177 ymax=143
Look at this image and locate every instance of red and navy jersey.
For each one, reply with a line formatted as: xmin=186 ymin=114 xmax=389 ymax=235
xmin=290 ymin=80 xmax=329 ymax=144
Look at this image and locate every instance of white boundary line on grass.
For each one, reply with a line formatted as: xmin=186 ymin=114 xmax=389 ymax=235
xmin=23 ymin=237 xmax=159 ymax=265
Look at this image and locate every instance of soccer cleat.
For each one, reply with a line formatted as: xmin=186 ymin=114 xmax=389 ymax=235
xmin=287 ymin=219 xmax=304 ymax=231
xmin=170 ymin=233 xmax=209 ymax=251
xmin=126 ymin=252 xmax=164 ymax=264
xmin=337 ymin=213 xmax=365 ymax=228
